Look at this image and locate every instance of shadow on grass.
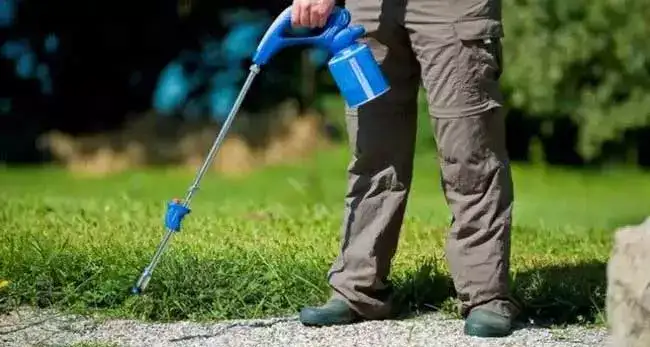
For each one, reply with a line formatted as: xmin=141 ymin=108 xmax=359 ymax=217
xmin=391 ymin=259 xmax=607 ymax=326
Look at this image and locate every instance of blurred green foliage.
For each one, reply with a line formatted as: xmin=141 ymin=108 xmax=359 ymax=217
xmin=500 ymin=0 xmax=650 ymax=160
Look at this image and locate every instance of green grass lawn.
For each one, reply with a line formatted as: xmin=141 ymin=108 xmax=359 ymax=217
xmin=1 ymin=145 xmax=649 ymax=326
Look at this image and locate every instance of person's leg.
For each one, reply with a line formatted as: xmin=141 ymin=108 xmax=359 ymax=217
xmin=433 ymin=109 xmax=518 ymax=335
xmin=299 ymin=2 xmax=421 ymax=326
xmin=407 ymin=17 xmax=519 ymax=336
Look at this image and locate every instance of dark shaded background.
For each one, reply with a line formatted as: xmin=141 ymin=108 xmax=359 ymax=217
xmin=2 ymin=0 xmax=649 ymax=167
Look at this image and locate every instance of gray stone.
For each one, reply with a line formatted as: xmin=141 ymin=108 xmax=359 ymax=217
xmin=607 ymin=217 xmax=650 ymax=347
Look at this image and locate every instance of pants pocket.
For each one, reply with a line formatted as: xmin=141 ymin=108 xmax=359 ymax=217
xmin=464 ymin=37 xmax=502 ymax=80
xmin=456 ymin=36 xmax=504 ymax=110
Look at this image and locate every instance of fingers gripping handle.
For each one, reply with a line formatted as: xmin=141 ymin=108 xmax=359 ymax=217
xmin=252 ymin=6 xmax=355 ymax=66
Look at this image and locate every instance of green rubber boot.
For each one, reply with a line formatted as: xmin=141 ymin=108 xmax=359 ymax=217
xmin=299 ymin=298 xmax=360 ymax=326
xmin=464 ymin=308 xmax=513 ymax=337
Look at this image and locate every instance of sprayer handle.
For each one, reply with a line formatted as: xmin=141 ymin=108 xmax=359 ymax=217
xmin=252 ymin=6 xmax=351 ymax=66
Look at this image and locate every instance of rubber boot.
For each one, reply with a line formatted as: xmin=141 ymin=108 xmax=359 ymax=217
xmin=464 ymin=308 xmax=513 ymax=337
xmin=299 ymin=298 xmax=360 ymax=326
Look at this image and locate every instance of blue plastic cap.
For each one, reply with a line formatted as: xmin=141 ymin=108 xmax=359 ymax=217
xmin=329 ymin=25 xmax=365 ymax=54
xmin=164 ymin=200 xmax=191 ymax=232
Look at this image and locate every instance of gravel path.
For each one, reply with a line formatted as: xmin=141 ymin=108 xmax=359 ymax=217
xmin=1 ymin=307 xmax=611 ymax=347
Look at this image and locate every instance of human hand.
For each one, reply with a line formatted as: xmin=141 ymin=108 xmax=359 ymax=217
xmin=291 ymin=0 xmax=336 ymax=29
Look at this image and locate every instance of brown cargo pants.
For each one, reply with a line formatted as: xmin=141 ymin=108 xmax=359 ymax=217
xmin=326 ymin=0 xmax=518 ymax=319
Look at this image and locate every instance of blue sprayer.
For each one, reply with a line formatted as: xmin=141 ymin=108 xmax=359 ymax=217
xmin=131 ymin=6 xmax=389 ymax=295
xmin=251 ymin=6 xmax=390 ymax=107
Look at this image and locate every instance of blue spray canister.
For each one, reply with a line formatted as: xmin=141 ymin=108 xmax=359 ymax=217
xmin=251 ymin=6 xmax=390 ymax=108
xmin=327 ymin=25 xmax=390 ymax=107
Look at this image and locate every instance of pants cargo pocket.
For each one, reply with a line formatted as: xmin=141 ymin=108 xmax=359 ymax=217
xmin=452 ymin=19 xmax=505 ymax=112
xmin=460 ymin=36 xmax=503 ymax=106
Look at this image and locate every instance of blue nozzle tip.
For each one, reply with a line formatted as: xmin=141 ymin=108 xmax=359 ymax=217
xmin=131 ymin=286 xmax=142 ymax=295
